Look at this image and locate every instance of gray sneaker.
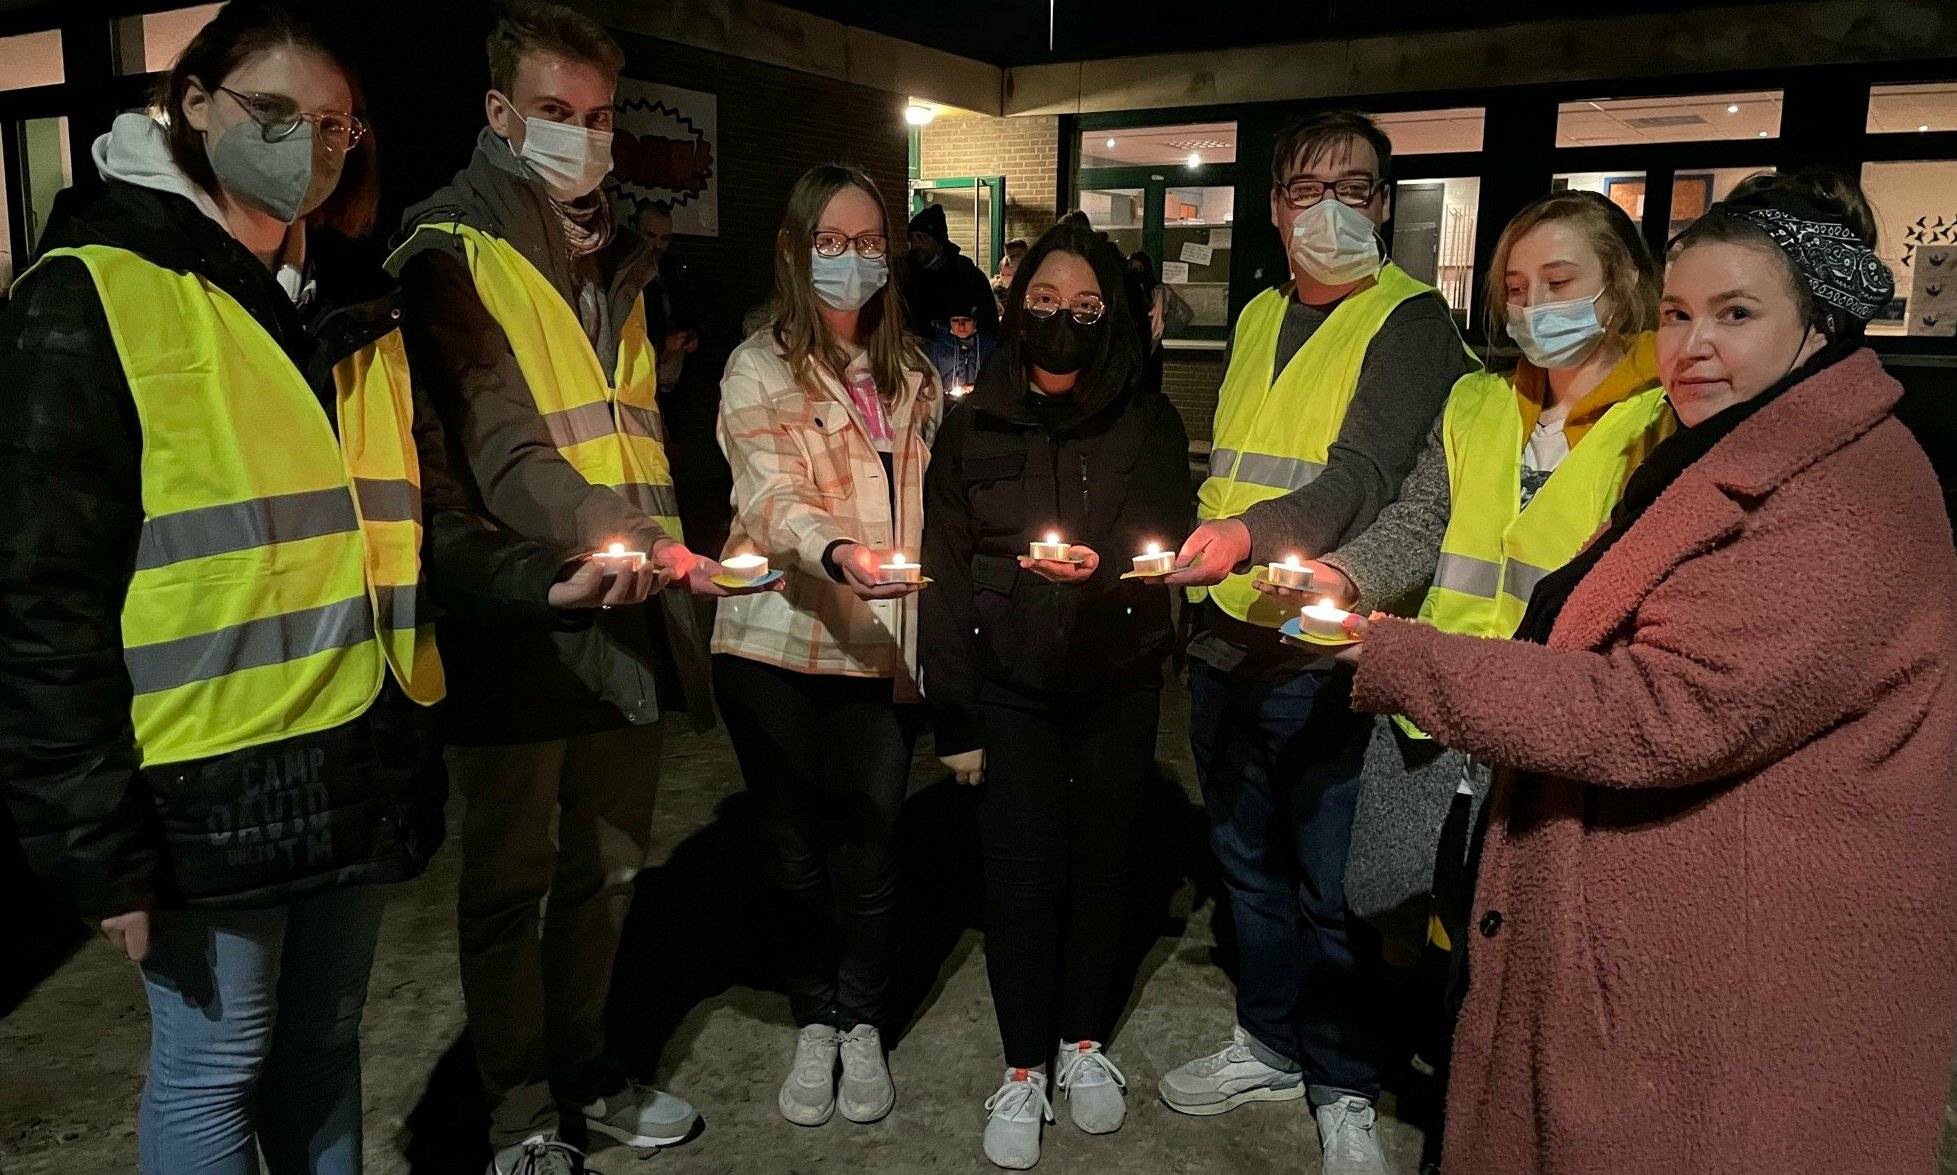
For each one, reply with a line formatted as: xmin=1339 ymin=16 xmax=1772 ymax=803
xmin=486 ymin=1132 xmax=585 ymax=1175
xmin=1316 ymin=1095 xmax=1388 ymax=1175
xmin=1054 ymin=1040 xmax=1126 ymax=1134
xmin=778 ymin=1024 xmax=840 ymax=1126
xmin=1157 ymin=1025 xmax=1305 ymax=1116
xmin=837 ymin=1023 xmax=896 ymax=1123
xmin=581 ymin=1081 xmax=698 ymax=1148
xmin=982 ymin=1067 xmax=1054 ymax=1170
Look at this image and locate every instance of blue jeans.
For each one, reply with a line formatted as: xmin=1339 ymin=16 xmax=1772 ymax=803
xmin=138 ymin=884 xmax=390 ymax=1174
xmin=1188 ymin=660 xmax=1383 ymax=1105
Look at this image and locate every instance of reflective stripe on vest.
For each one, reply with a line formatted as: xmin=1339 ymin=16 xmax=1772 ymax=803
xmin=1195 ymin=264 xmax=1450 ymax=627
xmin=1394 ymin=369 xmax=1674 ymax=738
xmin=25 ymin=245 xmax=443 ymax=767
xmin=391 ymin=223 xmax=683 ymax=540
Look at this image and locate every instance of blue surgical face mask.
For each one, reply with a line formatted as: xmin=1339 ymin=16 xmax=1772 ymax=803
xmin=1507 ymin=291 xmax=1606 ymax=369
xmin=811 ymin=249 xmax=888 ymax=312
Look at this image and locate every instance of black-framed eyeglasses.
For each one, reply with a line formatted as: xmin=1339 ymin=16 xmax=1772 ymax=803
xmin=1278 ymin=176 xmax=1379 ymax=210
xmin=218 ymin=87 xmax=367 ymax=154
xmin=813 ymin=230 xmax=889 ymax=260
xmin=1024 ymin=288 xmax=1106 ymax=325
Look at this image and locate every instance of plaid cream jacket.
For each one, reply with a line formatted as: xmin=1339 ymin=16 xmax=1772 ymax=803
xmin=712 ymin=326 xmax=941 ymax=696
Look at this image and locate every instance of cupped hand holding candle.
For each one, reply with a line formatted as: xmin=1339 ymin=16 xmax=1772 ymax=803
xmin=591 ymin=540 xmax=647 ymax=575
xmin=720 ymin=553 xmax=770 ymax=583
xmin=1021 ymin=534 xmax=1099 ymax=584
xmin=1029 ymin=531 xmax=1072 ymax=562
xmin=832 ymin=543 xmax=924 ymax=599
xmin=878 ymin=551 xmax=923 ymax=584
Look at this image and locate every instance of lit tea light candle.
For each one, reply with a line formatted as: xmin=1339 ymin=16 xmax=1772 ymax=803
xmin=1266 ymin=554 xmax=1315 ymax=590
xmin=1299 ymin=597 xmax=1354 ymax=639
xmin=1132 ymin=542 xmax=1174 ymax=577
xmin=948 ymin=383 xmax=971 ymax=399
xmin=592 ymin=541 xmax=646 ymax=574
xmin=878 ymin=551 xmax=922 ymax=584
xmin=721 ymin=553 xmax=770 ymax=583
xmin=1029 ymin=532 xmax=1071 ymax=562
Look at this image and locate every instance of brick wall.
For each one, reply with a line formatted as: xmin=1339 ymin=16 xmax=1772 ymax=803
xmin=918 ymin=109 xmax=1060 ymax=267
xmin=1164 ymin=350 xmax=1227 ymax=444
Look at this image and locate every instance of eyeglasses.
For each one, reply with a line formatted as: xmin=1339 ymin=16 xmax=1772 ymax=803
xmin=813 ymin=230 xmax=889 ymax=260
xmin=219 ymin=87 xmax=367 ymax=154
xmin=1278 ymin=176 xmax=1379 ymax=210
xmin=1024 ymin=288 xmax=1106 ymax=324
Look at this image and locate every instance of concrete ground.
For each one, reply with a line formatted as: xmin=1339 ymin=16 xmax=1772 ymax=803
xmin=3 ymin=683 xmax=1954 ymax=1174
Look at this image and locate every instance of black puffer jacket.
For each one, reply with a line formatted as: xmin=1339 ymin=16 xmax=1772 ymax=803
xmin=0 ymin=176 xmax=568 ymax=921
xmin=921 ymin=349 xmax=1193 ymax=754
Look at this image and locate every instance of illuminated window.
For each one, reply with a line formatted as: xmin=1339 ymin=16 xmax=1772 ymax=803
xmin=1557 ymin=91 xmax=1782 ymax=147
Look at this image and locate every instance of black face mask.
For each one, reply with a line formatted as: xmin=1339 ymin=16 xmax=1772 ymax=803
xmin=1023 ymin=311 xmax=1101 ymax=375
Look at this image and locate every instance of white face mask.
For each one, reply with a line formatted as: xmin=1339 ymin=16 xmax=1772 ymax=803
xmin=515 ymin=115 xmax=613 ymax=202
xmin=1507 ymin=291 xmax=1606 ymax=370
xmin=811 ymin=248 xmax=888 ymax=312
xmin=1288 ymin=198 xmax=1381 ymax=286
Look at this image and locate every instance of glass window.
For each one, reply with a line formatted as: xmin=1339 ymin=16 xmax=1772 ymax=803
xmin=1556 ymin=91 xmax=1782 ymax=147
xmin=1867 ymin=83 xmax=1957 ymax=134
xmin=114 ymin=5 xmax=223 ymax=75
xmin=1392 ymin=178 xmax=1480 ymax=321
xmin=1080 ymin=122 xmax=1237 ymax=170
xmin=1665 ymin=167 xmax=1773 ymax=238
xmin=1077 ymin=188 xmax=1144 ymax=257
xmin=1160 ymin=186 xmax=1233 ymax=335
xmin=20 ymin=116 xmax=74 ymax=252
xmin=1555 ymin=170 xmax=1650 ymax=222
xmin=0 ymin=30 xmax=64 ymax=92
xmin=1374 ymin=108 xmax=1484 ymax=155
xmin=1861 ymin=160 xmax=1957 ymax=338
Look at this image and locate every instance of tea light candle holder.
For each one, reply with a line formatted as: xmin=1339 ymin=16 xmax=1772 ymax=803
xmin=1029 ymin=532 xmax=1071 ymax=562
xmin=720 ymin=553 xmax=770 ymax=583
xmin=1298 ymin=598 xmax=1353 ymax=639
xmin=592 ymin=541 xmax=647 ymax=574
xmin=1131 ymin=542 xmax=1175 ymax=577
xmin=1266 ymin=554 xmax=1315 ymax=590
xmin=879 ymin=552 xmax=923 ymax=584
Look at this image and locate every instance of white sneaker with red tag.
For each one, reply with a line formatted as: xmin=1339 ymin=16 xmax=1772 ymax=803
xmin=982 ymin=1066 xmax=1053 ymax=1170
xmin=1054 ymin=1039 xmax=1126 ymax=1134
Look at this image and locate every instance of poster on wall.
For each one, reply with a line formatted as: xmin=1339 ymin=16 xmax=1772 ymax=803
xmin=612 ymin=78 xmax=718 ymax=236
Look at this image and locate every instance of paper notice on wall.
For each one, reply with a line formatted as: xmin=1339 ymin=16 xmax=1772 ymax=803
xmin=1161 ymin=261 xmax=1192 ymax=284
xmin=1179 ymin=242 xmax=1215 ymax=266
xmin=1209 ymin=228 xmax=1232 ymax=250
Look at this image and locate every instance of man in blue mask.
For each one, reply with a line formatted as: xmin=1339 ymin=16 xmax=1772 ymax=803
xmin=386 ymin=5 xmax=733 ymax=1171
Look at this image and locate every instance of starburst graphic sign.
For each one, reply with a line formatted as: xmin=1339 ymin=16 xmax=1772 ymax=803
xmin=613 ymin=78 xmax=718 ymax=237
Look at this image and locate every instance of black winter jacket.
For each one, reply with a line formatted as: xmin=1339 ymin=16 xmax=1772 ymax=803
xmin=921 ymin=350 xmax=1193 ymax=754
xmin=0 ymin=178 xmax=568 ymax=920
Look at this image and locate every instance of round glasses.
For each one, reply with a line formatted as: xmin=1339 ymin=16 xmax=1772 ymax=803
xmin=813 ymin=230 xmax=889 ymax=260
xmin=219 ymin=87 xmax=366 ymax=155
xmin=1277 ymin=176 xmax=1379 ymax=210
xmin=1024 ymin=288 xmax=1106 ymax=324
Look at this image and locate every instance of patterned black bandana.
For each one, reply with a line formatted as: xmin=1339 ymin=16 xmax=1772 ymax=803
xmin=1717 ymin=197 xmax=1894 ymax=335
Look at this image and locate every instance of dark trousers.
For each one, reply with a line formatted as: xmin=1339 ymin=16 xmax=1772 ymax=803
xmin=713 ymin=653 xmax=917 ymax=1029
xmin=976 ymin=687 xmax=1159 ymax=1068
xmin=1188 ymin=659 xmax=1383 ymax=1105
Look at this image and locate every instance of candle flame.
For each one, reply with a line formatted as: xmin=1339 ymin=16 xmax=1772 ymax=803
xmin=894 ymin=552 xmax=907 ymax=563
xmin=1284 ymin=554 xmax=1301 ymax=569
xmin=1145 ymin=542 xmax=1161 ymax=556
xmin=607 ymin=542 xmax=625 ymax=555
xmin=1045 ymin=531 xmax=1059 ymax=544
xmin=1318 ymin=597 xmax=1333 ymax=609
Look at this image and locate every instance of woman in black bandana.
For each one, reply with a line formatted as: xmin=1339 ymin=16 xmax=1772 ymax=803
xmin=1336 ymin=170 xmax=1957 ymax=1174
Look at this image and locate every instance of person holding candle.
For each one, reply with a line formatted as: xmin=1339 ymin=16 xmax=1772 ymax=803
xmin=1340 ymin=170 xmax=1957 ymax=1174
xmin=1145 ymin=111 xmax=1473 ymax=1173
xmin=920 ymin=219 xmax=1191 ymax=1169
xmin=1261 ymin=191 xmax=1674 ymax=986
xmin=0 ymin=6 xmax=658 ymax=1172
xmin=387 ymin=6 xmax=737 ymax=1166
xmin=714 ymin=163 xmax=940 ymax=1131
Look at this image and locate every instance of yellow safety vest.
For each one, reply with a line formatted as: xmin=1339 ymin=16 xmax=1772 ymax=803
xmin=1196 ymin=264 xmax=1443 ymax=626
xmin=391 ymin=222 xmax=682 ymax=538
xmin=1396 ymin=367 xmax=1674 ymax=738
xmin=29 ymin=244 xmax=444 ymax=767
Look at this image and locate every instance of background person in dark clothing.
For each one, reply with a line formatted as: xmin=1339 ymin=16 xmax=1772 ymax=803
xmin=899 ymin=202 xmax=999 ymax=340
xmin=922 ymin=221 xmax=1192 ymax=1170
xmin=922 ymin=301 xmax=994 ymax=395
xmin=1125 ymin=249 xmax=1167 ymax=397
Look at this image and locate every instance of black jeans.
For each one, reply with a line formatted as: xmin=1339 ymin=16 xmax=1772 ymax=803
xmin=713 ymin=654 xmax=918 ymax=1029
xmin=1187 ymin=660 xmax=1384 ymax=1106
xmin=977 ymin=687 xmax=1159 ymax=1067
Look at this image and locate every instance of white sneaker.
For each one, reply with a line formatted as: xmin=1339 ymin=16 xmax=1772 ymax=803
xmin=1156 ymin=1025 xmax=1305 ymax=1115
xmin=982 ymin=1067 xmax=1053 ymax=1170
xmin=486 ymin=1131 xmax=585 ymax=1175
xmin=778 ymin=1024 xmax=840 ymax=1126
xmin=581 ymin=1080 xmax=698 ymax=1149
xmin=837 ymin=1023 xmax=896 ymax=1123
xmin=1316 ymin=1095 xmax=1388 ymax=1175
xmin=1054 ymin=1039 xmax=1126 ymax=1134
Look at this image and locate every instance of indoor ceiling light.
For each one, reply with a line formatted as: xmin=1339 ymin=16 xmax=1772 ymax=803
xmin=905 ymin=104 xmax=935 ymax=126
xmin=1186 ymin=151 xmax=1202 ymax=166
xmin=1921 ymin=124 xmax=1932 ymax=132
xmin=1106 ymin=137 xmax=1117 ymax=148
xmin=1757 ymin=130 xmax=1769 ymax=137
xmin=1727 ymin=103 xmax=1740 ymax=114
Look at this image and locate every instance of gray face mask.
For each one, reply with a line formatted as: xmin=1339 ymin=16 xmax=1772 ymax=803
xmin=207 ymin=118 xmax=339 ymax=224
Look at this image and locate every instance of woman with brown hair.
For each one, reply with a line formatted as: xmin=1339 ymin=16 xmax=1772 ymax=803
xmin=1341 ymin=170 xmax=1957 ymax=1173
xmin=714 ymin=163 xmax=940 ymax=1130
